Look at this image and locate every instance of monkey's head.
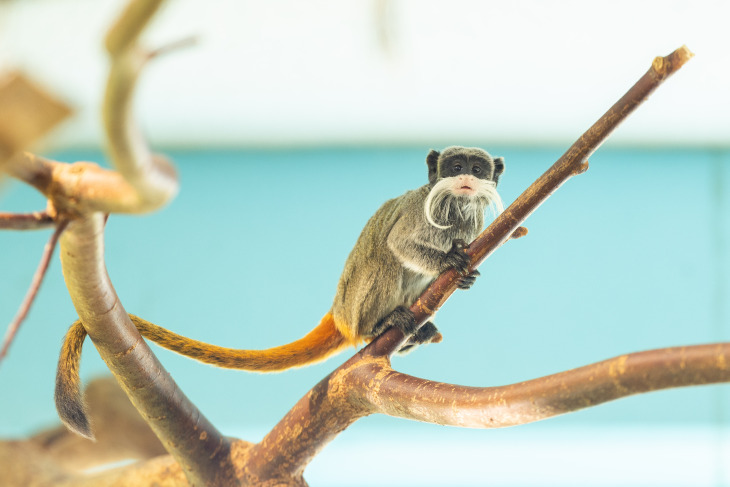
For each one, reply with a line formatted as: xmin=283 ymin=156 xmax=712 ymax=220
xmin=424 ymin=146 xmax=505 ymax=230
xmin=426 ymin=146 xmax=504 ymax=187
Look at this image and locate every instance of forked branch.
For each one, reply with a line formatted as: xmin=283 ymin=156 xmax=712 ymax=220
xmin=241 ymin=45 xmax=697 ymax=483
xmin=4 ymin=0 xmax=232 ymax=485
xmin=1 ymin=10 xmax=707 ymax=484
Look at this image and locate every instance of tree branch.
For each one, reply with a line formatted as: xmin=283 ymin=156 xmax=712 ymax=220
xmin=5 ymin=152 xmax=171 ymax=216
xmin=102 ymin=0 xmax=178 ymax=211
xmin=0 ymin=211 xmax=54 ymax=230
xmin=349 ymin=343 xmax=730 ymax=426
xmin=59 ymin=211 xmax=236 ymax=486
xmin=366 ymin=45 xmax=695 ymax=358
xmin=0 ymin=0 xmax=235 ymax=485
xmin=241 ymin=45 xmax=695 ymax=481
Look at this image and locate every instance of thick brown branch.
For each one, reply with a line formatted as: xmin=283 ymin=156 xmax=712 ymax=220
xmin=6 ymin=152 xmax=171 ymax=215
xmin=365 ymin=45 xmax=694 ymax=358
xmin=3 ymin=152 xmax=56 ymax=196
xmin=59 ymin=215 xmax=237 ymax=486
xmin=17 ymin=0 xmax=230 ymax=484
xmin=245 ymin=364 xmax=375 ymax=484
xmin=351 ymin=343 xmax=730 ymax=426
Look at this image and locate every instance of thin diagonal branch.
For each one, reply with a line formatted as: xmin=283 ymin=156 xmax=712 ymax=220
xmin=0 ymin=219 xmax=68 ymax=366
xmin=243 ymin=45 xmax=695 ymax=482
xmin=366 ymin=45 xmax=695 ymax=358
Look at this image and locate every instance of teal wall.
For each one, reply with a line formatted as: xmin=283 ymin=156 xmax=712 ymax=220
xmin=1 ymin=146 xmax=729 ymax=484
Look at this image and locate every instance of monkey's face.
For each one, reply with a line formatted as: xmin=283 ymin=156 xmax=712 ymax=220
xmin=426 ymin=146 xmax=505 ymax=187
xmin=438 ymin=148 xmax=498 ymax=186
xmin=424 ymin=147 xmax=505 ymax=229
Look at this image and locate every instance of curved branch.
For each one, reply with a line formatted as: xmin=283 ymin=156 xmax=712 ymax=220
xmin=102 ymin=0 xmax=178 ymax=212
xmin=59 ymin=215 xmax=236 ymax=486
xmin=38 ymin=0 xmax=232 ymax=485
xmin=350 ymin=343 xmax=730 ymax=427
xmin=365 ymin=45 xmax=695 ymax=358
xmin=5 ymin=152 xmax=171 ymax=216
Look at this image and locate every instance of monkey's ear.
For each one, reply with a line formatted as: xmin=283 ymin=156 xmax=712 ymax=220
xmin=493 ymin=157 xmax=505 ymax=185
xmin=426 ymin=150 xmax=440 ymax=184
xmin=492 ymin=157 xmax=504 ymax=184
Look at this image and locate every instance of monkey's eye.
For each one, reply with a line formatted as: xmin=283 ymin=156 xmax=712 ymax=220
xmin=472 ymin=166 xmax=481 ymax=174
xmin=453 ymin=164 xmax=462 ymax=172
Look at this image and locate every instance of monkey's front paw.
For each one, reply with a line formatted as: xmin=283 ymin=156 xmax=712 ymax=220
xmin=456 ymin=269 xmax=480 ymax=290
xmin=443 ymin=238 xmax=471 ymax=275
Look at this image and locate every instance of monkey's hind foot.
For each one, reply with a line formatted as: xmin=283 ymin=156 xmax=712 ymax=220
xmin=398 ymin=321 xmax=441 ymax=354
xmin=371 ymin=305 xmax=418 ymax=338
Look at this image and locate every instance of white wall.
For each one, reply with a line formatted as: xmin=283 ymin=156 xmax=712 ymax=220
xmin=1 ymin=0 xmax=728 ymax=149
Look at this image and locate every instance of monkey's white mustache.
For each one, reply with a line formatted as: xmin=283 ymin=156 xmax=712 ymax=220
xmin=424 ymin=176 xmax=504 ymax=230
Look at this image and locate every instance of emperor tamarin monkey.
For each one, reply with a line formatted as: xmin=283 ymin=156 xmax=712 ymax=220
xmin=55 ymin=146 xmax=505 ymax=438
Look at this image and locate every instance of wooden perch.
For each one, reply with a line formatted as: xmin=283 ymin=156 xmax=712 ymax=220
xmin=51 ymin=0 xmax=234 ymax=483
xmin=353 ymin=343 xmax=730 ymax=426
xmin=239 ymin=45 xmax=697 ymax=483
xmin=370 ymin=45 xmax=695 ymax=356
xmin=0 ymin=2 xmax=709 ymax=482
xmin=4 ymin=0 xmax=230 ymax=485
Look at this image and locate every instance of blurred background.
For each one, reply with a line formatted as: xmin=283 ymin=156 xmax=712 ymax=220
xmin=1 ymin=0 xmax=729 ymax=485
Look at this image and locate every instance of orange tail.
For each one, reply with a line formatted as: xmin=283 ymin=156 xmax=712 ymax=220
xmin=134 ymin=312 xmax=350 ymax=372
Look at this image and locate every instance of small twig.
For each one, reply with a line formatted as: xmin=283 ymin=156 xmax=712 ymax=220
xmin=0 ymin=210 xmax=54 ymax=230
xmin=147 ymin=35 xmax=198 ymax=61
xmin=0 ymin=219 xmax=69 ymax=366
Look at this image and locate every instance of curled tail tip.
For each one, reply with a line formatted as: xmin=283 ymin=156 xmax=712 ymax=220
xmin=55 ymin=319 xmax=95 ymax=439
xmin=62 ymin=410 xmax=95 ymax=441
xmin=55 ymin=392 xmax=95 ymax=440
xmin=54 ymin=376 xmax=95 ymax=440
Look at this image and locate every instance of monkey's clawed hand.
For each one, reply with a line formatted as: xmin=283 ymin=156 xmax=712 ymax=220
xmin=443 ymin=238 xmax=471 ymax=274
xmin=443 ymin=239 xmax=480 ymax=289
